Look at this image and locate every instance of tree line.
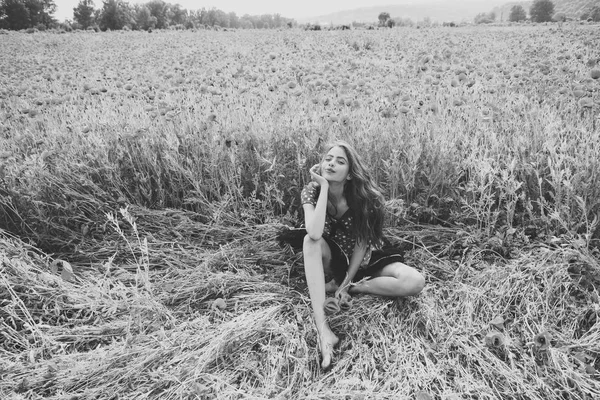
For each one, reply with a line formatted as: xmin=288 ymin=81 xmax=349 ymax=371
xmin=475 ymin=0 xmax=600 ymax=24
xmin=372 ymin=0 xmax=599 ymax=30
xmin=0 ymin=0 xmax=296 ymax=31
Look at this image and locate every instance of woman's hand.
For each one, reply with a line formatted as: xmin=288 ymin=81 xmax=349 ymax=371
xmin=335 ymin=286 xmax=350 ymax=299
xmin=309 ymin=163 xmax=329 ymax=187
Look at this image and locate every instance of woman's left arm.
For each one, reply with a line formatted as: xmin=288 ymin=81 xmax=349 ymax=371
xmin=336 ymin=240 xmax=368 ymax=296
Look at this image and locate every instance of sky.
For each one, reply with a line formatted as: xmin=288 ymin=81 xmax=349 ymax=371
xmin=53 ymin=0 xmax=492 ymax=22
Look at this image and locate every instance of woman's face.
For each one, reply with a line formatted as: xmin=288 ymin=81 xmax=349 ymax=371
xmin=321 ymin=146 xmax=351 ymax=183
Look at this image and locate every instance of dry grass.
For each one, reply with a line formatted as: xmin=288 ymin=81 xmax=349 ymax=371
xmin=2 ymin=205 xmax=600 ymax=399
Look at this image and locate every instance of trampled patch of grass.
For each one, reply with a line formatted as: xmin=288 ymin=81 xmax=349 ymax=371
xmin=1 ymin=206 xmax=599 ymax=399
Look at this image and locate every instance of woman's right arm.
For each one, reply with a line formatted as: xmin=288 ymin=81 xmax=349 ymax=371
xmin=303 ymin=181 xmax=329 ymax=240
xmin=303 ymin=164 xmax=329 ymax=240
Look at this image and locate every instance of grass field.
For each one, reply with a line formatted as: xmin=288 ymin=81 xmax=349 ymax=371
xmin=1 ymin=24 xmax=600 ymax=399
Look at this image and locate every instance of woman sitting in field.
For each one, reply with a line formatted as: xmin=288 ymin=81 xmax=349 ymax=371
xmin=300 ymin=140 xmax=425 ymax=369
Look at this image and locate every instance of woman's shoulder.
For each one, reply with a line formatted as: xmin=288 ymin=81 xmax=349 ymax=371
xmin=301 ymin=182 xmax=320 ymax=205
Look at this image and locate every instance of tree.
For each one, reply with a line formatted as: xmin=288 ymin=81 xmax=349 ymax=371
xmin=259 ymin=13 xmax=273 ymax=29
xmin=146 ymin=0 xmax=168 ymax=28
xmin=167 ymin=3 xmax=186 ymax=26
xmin=228 ymin=11 xmax=238 ymax=28
xmin=418 ymin=16 xmax=432 ymax=27
xmin=509 ymin=5 xmax=527 ymax=22
xmin=0 ymin=0 xmax=56 ymax=29
xmin=272 ymin=12 xmax=281 ymax=28
xmin=132 ymin=4 xmax=155 ymax=30
xmin=239 ymin=14 xmax=253 ymax=28
xmin=214 ymin=9 xmax=229 ymax=27
xmin=0 ymin=0 xmax=30 ymax=29
xmin=378 ymin=11 xmax=390 ymax=26
xmin=73 ymin=0 xmax=94 ymax=29
xmin=98 ymin=0 xmax=127 ymax=30
xmin=529 ymin=0 xmax=554 ymax=23
xmin=175 ymin=6 xmax=292 ymax=30
xmin=26 ymin=0 xmax=55 ymax=26
xmin=204 ymin=7 xmax=216 ymax=26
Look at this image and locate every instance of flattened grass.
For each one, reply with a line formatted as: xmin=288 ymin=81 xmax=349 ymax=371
xmin=2 ymin=206 xmax=599 ymax=399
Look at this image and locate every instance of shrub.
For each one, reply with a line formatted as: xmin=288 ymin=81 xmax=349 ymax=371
xmin=474 ymin=12 xmax=496 ymax=24
xmin=393 ymin=17 xmax=415 ymax=27
xmin=581 ymin=6 xmax=600 ymax=22
xmin=552 ymin=12 xmax=567 ymax=22
xmin=304 ymin=23 xmax=321 ymax=31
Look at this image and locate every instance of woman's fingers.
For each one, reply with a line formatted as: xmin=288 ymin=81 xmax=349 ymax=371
xmin=309 ymin=164 xmax=321 ymax=178
xmin=310 ymin=164 xmax=331 ymax=187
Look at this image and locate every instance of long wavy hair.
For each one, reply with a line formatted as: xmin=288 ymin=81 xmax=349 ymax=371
xmin=323 ymin=140 xmax=385 ymax=246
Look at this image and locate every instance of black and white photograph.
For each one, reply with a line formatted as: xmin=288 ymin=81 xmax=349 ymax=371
xmin=1 ymin=0 xmax=599 ymax=398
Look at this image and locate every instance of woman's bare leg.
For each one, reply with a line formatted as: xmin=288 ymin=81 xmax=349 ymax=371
xmin=303 ymin=235 xmax=339 ymax=369
xmin=349 ymin=262 xmax=425 ymax=297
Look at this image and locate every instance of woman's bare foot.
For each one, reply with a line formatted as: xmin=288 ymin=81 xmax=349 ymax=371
xmin=324 ymin=279 xmax=339 ymax=293
xmin=319 ymin=328 xmax=339 ymax=369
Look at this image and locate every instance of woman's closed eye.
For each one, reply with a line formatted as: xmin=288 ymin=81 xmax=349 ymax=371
xmin=325 ymin=156 xmax=346 ymax=165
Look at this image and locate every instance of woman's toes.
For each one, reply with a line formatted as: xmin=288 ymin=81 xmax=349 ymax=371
xmin=321 ymin=350 xmax=332 ymax=369
xmin=319 ymin=331 xmax=339 ymax=369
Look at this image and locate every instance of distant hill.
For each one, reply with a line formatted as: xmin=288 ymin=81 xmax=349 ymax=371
xmin=492 ymin=0 xmax=600 ymax=21
xmin=297 ymin=1 xmax=506 ymax=25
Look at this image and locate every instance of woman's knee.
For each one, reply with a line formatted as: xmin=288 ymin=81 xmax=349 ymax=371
xmin=303 ymin=235 xmax=331 ymax=264
xmin=388 ymin=263 xmax=425 ymax=296
xmin=303 ymin=234 xmax=323 ymax=251
xmin=409 ymin=270 xmax=426 ymax=295
xmin=403 ymin=267 xmax=425 ymax=296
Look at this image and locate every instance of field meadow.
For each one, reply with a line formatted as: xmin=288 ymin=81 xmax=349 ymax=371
xmin=1 ymin=23 xmax=600 ymax=399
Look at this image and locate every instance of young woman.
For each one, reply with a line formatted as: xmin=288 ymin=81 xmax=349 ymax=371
xmin=300 ymin=141 xmax=425 ymax=369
